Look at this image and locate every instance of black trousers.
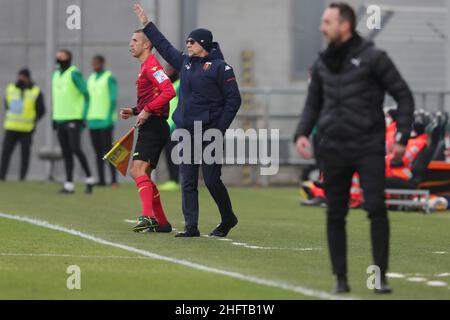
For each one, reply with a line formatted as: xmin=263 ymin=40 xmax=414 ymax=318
xmin=56 ymin=120 xmax=92 ymax=182
xmin=89 ymin=127 xmax=117 ymax=185
xmin=322 ymin=153 xmax=389 ymax=277
xmin=179 ymin=136 xmax=234 ymax=227
xmin=0 ymin=130 xmax=33 ymax=180
xmin=164 ymin=139 xmax=179 ymax=182
xmin=181 ymin=162 xmax=234 ymax=227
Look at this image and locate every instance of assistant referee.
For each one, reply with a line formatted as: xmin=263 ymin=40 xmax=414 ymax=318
xmin=120 ymin=29 xmax=176 ymax=233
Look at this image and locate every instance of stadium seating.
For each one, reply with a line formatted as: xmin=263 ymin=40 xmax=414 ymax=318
xmin=385 ymin=113 xmax=446 ymax=213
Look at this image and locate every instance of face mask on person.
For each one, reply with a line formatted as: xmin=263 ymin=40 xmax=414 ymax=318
xmin=56 ymin=59 xmax=71 ymax=70
xmin=16 ymin=80 xmax=27 ymax=89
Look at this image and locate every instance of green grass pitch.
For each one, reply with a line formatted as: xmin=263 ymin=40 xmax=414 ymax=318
xmin=0 ymin=182 xmax=449 ymax=299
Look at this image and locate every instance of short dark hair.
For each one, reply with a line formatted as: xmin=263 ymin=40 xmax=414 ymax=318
xmin=18 ymin=68 xmax=31 ymax=79
xmin=134 ymin=29 xmax=148 ymax=40
xmin=329 ymin=2 xmax=357 ymax=32
xmin=58 ymin=49 xmax=72 ymax=61
xmin=93 ymin=55 xmax=105 ymax=63
xmin=133 ymin=29 xmax=152 ymax=48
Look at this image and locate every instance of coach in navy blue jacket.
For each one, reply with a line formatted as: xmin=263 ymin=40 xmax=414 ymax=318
xmin=134 ymin=4 xmax=241 ymax=238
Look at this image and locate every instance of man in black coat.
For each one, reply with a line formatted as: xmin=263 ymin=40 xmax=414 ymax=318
xmin=294 ymin=3 xmax=414 ymax=294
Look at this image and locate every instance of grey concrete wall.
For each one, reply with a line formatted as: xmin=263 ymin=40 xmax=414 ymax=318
xmin=0 ymin=0 xmax=144 ymax=182
xmin=0 ymin=0 xmax=449 ymax=185
xmin=447 ymin=0 xmax=450 ymax=92
xmin=197 ymin=0 xmax=308 ymax=90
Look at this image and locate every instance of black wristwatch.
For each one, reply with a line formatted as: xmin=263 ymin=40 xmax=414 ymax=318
xmin=132 ymin=107 xmax=139 ymax=116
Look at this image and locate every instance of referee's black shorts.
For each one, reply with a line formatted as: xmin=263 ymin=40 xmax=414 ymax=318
xmin=133 ymin=116 xmax=169 ymax=169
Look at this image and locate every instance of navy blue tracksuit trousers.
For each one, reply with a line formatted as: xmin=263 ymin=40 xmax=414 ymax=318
xmin=179 ymin=141 xmax=234 ymax=227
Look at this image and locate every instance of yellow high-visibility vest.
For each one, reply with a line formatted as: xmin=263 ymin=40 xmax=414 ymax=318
xmin=87 ymin=71 xmax=116 ymax=121
xmin=4 ymin=84 xmax=40 ymax=132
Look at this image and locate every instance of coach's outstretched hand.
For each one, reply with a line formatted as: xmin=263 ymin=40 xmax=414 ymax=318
xmin=134 ymin=4 xmax=150 ymax=26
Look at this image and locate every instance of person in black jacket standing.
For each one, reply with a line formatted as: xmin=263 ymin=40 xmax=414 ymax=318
xmin=134 ymin=4 xmax=241 ymax=238
xmin=294 ymin=3 xmax=414 ymax=294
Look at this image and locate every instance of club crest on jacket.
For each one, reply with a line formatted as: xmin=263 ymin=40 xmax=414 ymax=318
xmin=203 ymin=62 xmax=212 ymax=71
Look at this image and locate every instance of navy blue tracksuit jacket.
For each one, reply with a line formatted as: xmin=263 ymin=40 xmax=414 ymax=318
xmin=143 ymin=22 xmax=241 ymax=228
xmin=143 ymin=22 xmax=242 ymax=133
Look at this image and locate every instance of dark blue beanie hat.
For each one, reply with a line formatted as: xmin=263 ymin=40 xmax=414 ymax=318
xmin=188 ymin=28 xmax=213 ymax=52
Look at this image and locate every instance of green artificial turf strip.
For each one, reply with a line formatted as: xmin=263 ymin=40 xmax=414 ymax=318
xmin=0 ymin=182 xmax=449 ymax=299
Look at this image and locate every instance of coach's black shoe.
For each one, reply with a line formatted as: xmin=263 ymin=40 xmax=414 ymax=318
xmin=333 ymin=276 xmax=350 ymax=294
xmin=374 ymin=276 xmax=392 ymax=294
xmin=147 ymin=223 xmax=172 ymax=233
xmin=209 ymin=215 xmax=238 ymax=237
xmin=85 ymin=177 xmax=95 ymax=194
xmin=175 ymin=225 xmax=200 ymax=237
xmin=85 ymin=183 xmax=94 ymax=194
xmin=133 ymin=216 xmax=158 ymax=232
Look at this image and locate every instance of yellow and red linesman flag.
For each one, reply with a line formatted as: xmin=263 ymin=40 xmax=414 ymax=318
xmin=103 ymin=126 xmax=135 ymax=176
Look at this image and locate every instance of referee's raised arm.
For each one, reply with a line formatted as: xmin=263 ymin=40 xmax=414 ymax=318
xmin=133 ymin=4 xmax=185 ymax=71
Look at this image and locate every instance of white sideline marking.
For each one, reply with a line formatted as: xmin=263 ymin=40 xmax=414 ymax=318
xmin=387 ymin=272 xmax=450 ymax=289
xmin=436 ymin=273 xmax=450 ymax=277
xmin=426 ymin=281 xmax=448 ymax=287
xmin=242 ymin=246 xmax=319 ymax=251
xmin=386 ymin=273 xmax=405 ymax=279
xmin=206 ymin=236 xmax=321 ymax=252
xmin=0 ymin=212 xmax=356 ymax=300
xmin=407 ymin=277 xmax=427 ymax=282
xmin=127 ymin=221 xmax=319 ymax=251
xmin=204 ymin=235 xmax=321 ymax=251
xmin=0 ymin=253 xmax=147 ymax=260
xmin=128 ymin=221 xmax=321 ymax=252
xmin=231 ymin=242 xmax=320 ymax=251
xmin=432 ymin=251 xmax=448 ymax=255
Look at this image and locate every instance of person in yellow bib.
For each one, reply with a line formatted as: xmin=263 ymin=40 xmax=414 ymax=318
xmin=0 ymin=69 xmax=46 ymax=181
xmin=87 ymin=55 xmax=118 ymax=187
xmin=52 ymin=49 xmax=95 ymax=194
